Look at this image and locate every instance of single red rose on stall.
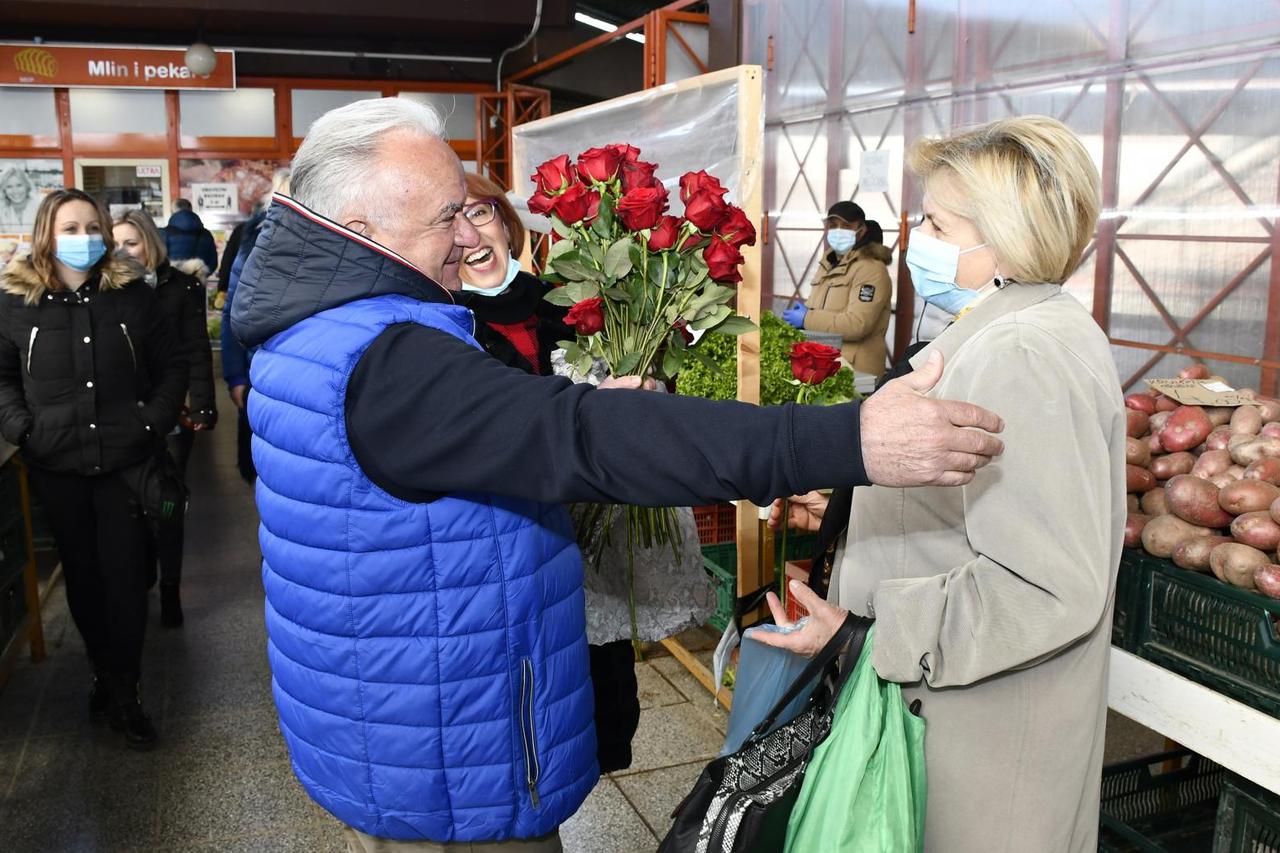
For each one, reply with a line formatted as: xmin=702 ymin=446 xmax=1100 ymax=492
xmin=684 ymin=189 xmax=730 ymax=232
xmin=565 ymin=296 xmax=605 ymax=335
xmin=616 ymin=185 xmax=670 ymax=231
xmin=703 ymin=235 xmax=744 ymax=284
xmin=621 ymin=160 xmax=660 ymax=192
xmin=577 ymin=146 xmax=625 ymax=183
xmin=679 ymin=169 xmax=729 ymax=204
xmin=646 ymin=215 xmax=681 ymax=251
xmin=716 ymin=206 xmax=757 ymax=248
xmin=606 ymin=143 xmax=642 ymax=164
xmin=551 ymin=183 xmax=601 ymax=225
xmin=790 ymin=341 xmax=842 ymax=385
xmin=528 ymin=191 xmax=556 ymax=216
xmin=532 ymin=154 xmax=577 ymax=195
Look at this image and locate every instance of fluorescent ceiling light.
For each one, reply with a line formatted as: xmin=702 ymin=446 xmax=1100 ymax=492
xmin=575 ymin=11 xmax=645 ymax=43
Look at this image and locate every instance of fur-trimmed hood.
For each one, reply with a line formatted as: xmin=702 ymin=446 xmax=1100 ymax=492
xmin=171 ymin=257 xmax=209 ymax=283
xmin=0 ymin=253 xmax=145 ymax=305
xmin=860 ymin=241 xmax=894 ymax=266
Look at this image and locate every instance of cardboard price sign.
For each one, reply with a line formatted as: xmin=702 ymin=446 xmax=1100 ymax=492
xmin=1145 ymin=378 xmax=1252 ymax=407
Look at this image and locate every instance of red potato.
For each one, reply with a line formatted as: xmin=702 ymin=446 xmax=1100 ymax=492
xmin=1207 ymin=427 xmax=1234 ymax=451
xmin=1244 ymin=458 xmax=1280 ymax=486
xmin=1254 ymin=397 xmax=1280 ymax=423
xmin=1239 ymin=388 xmax=1259 ymax=400
xmin=1142 ymin=513 xmax=1214 ymax=558
xmin=1218 ymin=480 xmax=1280 ymax=515
xmin=1127 ymin=494 xmax=1141 ymax=514
xmin=1161 ymin=406 xmax=1214 ymax=452
xmin=1209 ymin=542 xmax=1269 ymax=589
xmin=1228 ymin=465 xmax=1247 ymax=478
xmin=1256 ymin=565 xmax=1280 ymax=599
xmin=1127 ymin=464 xmax=1156 ymax=494
xmin=1192 ymin=449 xmax=1233 ymax=480
xmin=1172 ymin=535 xmax=1234 ymax=572
xmin=1125 ymin=394 xmax=1157 ymax=415
xmin=1126 ymin=437 xmax=1152 ymax=467
xmin=1127 ymin=409 xmax=1151 ymax=439
xmin=1151 ymin=452 xmax=1196 ymax=481
xmin=1230 ymin=405 xmax=1263 ymax=436
xmin=1179 ymin=364 xmax=1211 ymax=380
xmin=1261 ymin=423 xmax=1280 ymax=439
xmin=1205 ymin=407 xmax=1235 ymax=427
xmin=1125 ymin=513 xmax=1152 ymax=548
xmin=1149 ymin=411 xmax=1173 ymax=434
xmin=1230 ymin=436 xmax=1280 ymax=467
xmin=1141 ymin=488 xmax=1169 ymax=516
xmin=1230 ymin=511 xmax=1280 ymax=552
xmin=1271 ymin=495 xmax=1280 ymax=525
xmin=1148 ymin=432 xmax=1166 ymax=455
xmin=1155 ymin=394 xmax=1180 ymax=412
xmin=1212 ymin=473 xmax=1238 ymax=489
xmin=1166 ymin=474 xmax=1234 ymax=528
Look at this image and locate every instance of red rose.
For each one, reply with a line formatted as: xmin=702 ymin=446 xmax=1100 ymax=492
xmin=577 ymin=146 xmax=624 ymax=183
xmin=528 ymin=191 xmax=555 ymax=216
xmin=532 ymin=154 xmax=576 ymax=195
xmin=565 ymin=297 xmax=605 ymax=335
xmin=551 ymin=183 xmax=600 ymax=225
xmin=679 ymin=170 xmax=728 ymax=204
xmin=621 ymin=160 xmax=660 ymax=192
xmin=716 ymin=206 xmax=757 ymax=248
xmin=647 ymin=215 xmax=681 ymax=251
xmin=606 ymin=143 xmax=642 ymax=164
xmin=676 ymin=223 xmax=702 ymax=253
xmin=683 ymin=189 xmax=730 ymax=232
xmin=790 ymin=341 xmax=842 ymax=386
xmin=673 ymin=318 xmax=694 ymax=345
xmin=703 ymin=235 xmax=744 ymax=284
xmin=616 ymin=185 xmax=669 ymax=231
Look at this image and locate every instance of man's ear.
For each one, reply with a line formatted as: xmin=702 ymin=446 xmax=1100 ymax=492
xmin=345 ymin=219 xmax=371 ymax=237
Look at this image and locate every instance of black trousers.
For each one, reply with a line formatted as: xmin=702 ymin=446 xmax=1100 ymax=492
xmin=146 ymin=427 xmax=194 ymax=588
xmin=589 ymin=640 xmax=641 ymax=773
xmin=27 ymin=467 xmax=150 ymax=681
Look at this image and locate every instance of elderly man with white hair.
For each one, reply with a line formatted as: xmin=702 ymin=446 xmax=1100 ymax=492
xmin=229 ymin=97 xmax=1005 ymax=852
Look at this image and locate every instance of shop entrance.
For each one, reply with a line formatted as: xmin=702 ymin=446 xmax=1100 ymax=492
xmin=73 ymin=158 xmax=170 ymax=223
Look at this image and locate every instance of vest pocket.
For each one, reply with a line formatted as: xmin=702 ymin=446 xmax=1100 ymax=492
xmin=519 ymin=657 xmax=542 ymax=809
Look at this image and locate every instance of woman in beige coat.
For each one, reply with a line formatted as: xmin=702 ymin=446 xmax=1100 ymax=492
xmin=758 ymin=116 xmax=1126 ymax=852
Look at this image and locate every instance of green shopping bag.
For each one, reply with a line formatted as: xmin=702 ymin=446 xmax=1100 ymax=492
xmin=783 ymin=629 xmax=927 ymax=853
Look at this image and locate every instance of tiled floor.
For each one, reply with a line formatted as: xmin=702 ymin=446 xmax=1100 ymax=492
xmin=0 ymin=378 xmax=1166 ymax=852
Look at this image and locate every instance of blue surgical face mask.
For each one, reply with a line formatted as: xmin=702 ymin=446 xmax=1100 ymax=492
xmin=905 ymin=228 xmax=987 ymax=315
xmin=461 ymin=253 xmax=521 ymax=297
xmin=825 ymin=228 xmax=857 ymax=254
xmin=56 ymin=234 xmax=106 ymax=272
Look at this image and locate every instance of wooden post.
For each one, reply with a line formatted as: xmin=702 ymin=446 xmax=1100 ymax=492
xmin=15 ymin=458 xmax=44 ymax=662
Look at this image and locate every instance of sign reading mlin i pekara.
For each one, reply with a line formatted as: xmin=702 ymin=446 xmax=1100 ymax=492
xmin=1 ymin=43 xmax=235 ymax=90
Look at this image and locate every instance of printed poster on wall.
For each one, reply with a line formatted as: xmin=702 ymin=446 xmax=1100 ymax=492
xmin=192 ymin=183 xmax=238 ymax=217
xmin=0 ymin=158 xmax=64 ymax=233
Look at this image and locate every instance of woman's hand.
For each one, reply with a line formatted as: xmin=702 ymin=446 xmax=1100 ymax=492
xmin=767 ymin=490 xmax=829 ymax=532
xmin=598 ymin=375 xmax=659 ymax=391
xmin=750 ymin=580 xmax=850 ymax=657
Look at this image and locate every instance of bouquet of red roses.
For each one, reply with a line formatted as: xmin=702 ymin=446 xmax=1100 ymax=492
xmin=529 ymin=144 xmax=757 ymax=653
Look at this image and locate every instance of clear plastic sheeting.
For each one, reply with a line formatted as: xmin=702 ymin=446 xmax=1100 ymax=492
xmin=511 ymin=68 xmax=751 ymax=230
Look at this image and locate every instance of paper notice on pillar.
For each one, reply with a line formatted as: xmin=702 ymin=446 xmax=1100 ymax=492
xmin=858 ymin=150 xmax=891 ymax=194
xmin=192 ymin=183 xmax=239 ymax=216
xmin=1145 ymin=378 xmax=1251 ymax=407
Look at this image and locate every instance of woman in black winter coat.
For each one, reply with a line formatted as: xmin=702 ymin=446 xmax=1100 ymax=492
xmin=114 ymin=209 xmax=217 ymax=628
xmin=0 ymin=189 xmax=185 ymax=748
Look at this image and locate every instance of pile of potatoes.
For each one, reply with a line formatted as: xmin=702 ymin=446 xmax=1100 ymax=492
xmin=1127 ymin=367 xmax=1280 ymax=599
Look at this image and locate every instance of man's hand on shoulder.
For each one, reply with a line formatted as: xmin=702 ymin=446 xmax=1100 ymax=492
xmin=860 ymin=351 xmax=1005 ymax=487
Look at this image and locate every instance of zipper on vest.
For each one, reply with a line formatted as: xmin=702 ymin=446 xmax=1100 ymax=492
xmin=519 ymin=657 xmax=541 ymax=809
xmin=120 ymin=324 xmax=136 ymax=370
xmin=25 ymin=327 xmax=37 ymax=374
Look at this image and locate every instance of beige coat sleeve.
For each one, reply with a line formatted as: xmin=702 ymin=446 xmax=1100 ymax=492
xmin=870 ymin=323 xmax=1120 ymax=687
xmin=803 ymin=260 xmax=891 ymax=342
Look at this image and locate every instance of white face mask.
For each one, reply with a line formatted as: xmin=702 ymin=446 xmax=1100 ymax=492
xmin=905 ymin=228 xmax=987 ymax=315
xmin=461 ymin=254 xmax=521 ymax=297
xmin=825 ymin=228 xmax=857 ymax=254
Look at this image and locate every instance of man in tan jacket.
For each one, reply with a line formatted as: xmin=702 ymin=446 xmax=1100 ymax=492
xmin=783 ymin=203 xmax=892 ymax=377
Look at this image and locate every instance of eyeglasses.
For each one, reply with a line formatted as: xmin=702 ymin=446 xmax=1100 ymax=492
xmin=462 ymin=199 xmax=498 ymax=228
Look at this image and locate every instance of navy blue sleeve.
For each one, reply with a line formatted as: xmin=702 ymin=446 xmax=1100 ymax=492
xmin=199 ymin=230 xmax=219 ymax=276
xmin=221 ymin=254 xmax=250 ymax=388
xmin=345 ymin=324 xmax=869 ymax=506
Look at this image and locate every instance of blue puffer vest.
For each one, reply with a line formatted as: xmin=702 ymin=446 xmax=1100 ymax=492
xmin=242 ymin=200 xmax=597 ymax=842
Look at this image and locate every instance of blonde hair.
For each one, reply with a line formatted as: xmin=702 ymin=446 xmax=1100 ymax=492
xmin=465 ymin=172 xmax=525 ymax=258
xmin=907 ymin=115 xmax=1100 ymax=284
xmin=113 ymin=208 xmax=167 ymax=271
xmin=30 ymin=188 xmax=114 ymax=291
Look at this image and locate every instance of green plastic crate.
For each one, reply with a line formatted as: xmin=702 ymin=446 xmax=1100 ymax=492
xmin=701 ymin=535 xmax=819 ymax=632
xmin=1113 ymin=549 xmax=1147 ymax=652
xmin=1099 ymin=749 xmax=1223 ymax=853
xmin=1214 ymin=774 xmax=1280 ymax=853
xmin=1127 ymin=550 xmax=1280 ymax=718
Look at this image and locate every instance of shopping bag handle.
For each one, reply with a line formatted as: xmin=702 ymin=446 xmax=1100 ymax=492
xmin=747 ymin=611 xmax=873 ymax=741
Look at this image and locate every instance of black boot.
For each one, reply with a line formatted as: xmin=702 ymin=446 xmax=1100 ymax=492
xmin=89 ymin=669 xmax=112 ymax=721
xmin=160 ymin=583 xmax=183 ymax=628
xmin=109 ymin=679 xmax=158 ymax=750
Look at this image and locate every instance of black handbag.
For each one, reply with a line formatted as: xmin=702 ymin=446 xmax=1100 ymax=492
xmin=659 ymin=612 xmax=873 ymax=853
xmin=120 ymin=449 xmax=190 ymax=532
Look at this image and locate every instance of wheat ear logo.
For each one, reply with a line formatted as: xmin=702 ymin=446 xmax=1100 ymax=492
xmin=13 ymin=48 xmax=57 ymax=78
